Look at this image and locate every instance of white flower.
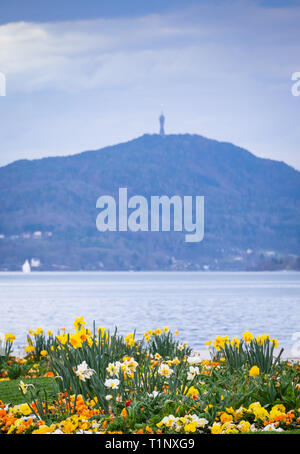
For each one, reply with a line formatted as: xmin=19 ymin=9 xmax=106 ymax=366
xmin=106 ymin=362 xmax=121 ymax=377
xmin=187 ymin=355 xmax=201 ymax=365
xmin=158 ymin=363 xmax=173 ymax=378
xmin=106 ymin=394 xmax=113 ymax=400
xmin=104 ymin=378 xmax=120 ymax=389
xmin=235 ymin=407 xmax=244 ymax=416
xmin=187 ymin=366 xmax=200 ymax=380
xmin=189 ymin=415 xmax=208 ymax=427
xmin=74 ymin=361 xmax=96 ymax=382
xmin=121 ymin=357 xmax=138 ymax=376
xmin=92 ymin=422 xmax=101 ymax=429
xmin=263 ymin=423 xmax=284 ymax=432
xmin=76 ymin=430 xmax=93 ymax=434
xmin=198 ymin=418 xmax=209 ymax=427
xmin=161 ymin=415 xmax=177 ymax=426
xmin=148 ymin=390 xmax=160 ymax=398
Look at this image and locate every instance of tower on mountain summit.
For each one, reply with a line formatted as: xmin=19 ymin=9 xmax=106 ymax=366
xmin=159 ymin=111 xmax=165 ymax=136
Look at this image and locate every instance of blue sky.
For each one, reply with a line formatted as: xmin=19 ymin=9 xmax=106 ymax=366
xmin=0 ymin=0 xmax=299 ymax=168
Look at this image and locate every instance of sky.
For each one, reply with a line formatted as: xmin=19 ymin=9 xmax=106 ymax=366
xmin=0 ymin=0 xmax=300 ymax=169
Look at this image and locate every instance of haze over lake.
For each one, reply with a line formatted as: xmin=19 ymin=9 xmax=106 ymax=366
xmin=0 ymin=271 xmax=299 ymax=353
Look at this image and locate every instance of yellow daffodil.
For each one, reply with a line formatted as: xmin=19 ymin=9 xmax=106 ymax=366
xmin=249 ymin=365 xmax=260 ymax=377
xmin=242 ymin=331 xmax=253 ymax=343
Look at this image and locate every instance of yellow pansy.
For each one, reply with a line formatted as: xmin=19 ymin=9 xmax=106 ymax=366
xmin=19 ymin=403 xmax=32 ymax=416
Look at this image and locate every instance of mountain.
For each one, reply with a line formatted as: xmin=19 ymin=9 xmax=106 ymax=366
xmin=0 ymin=133 xmax=299 ymax=271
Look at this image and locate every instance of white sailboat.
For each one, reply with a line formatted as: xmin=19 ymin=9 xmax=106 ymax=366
xmin=22 ymin=260 xmax=31 ymax=274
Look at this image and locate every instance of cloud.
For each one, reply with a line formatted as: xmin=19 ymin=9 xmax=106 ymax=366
xmin=0 ymin=14 xmax=201 ymax=93
xmin=0 ymin=0 xmax=299 ymax=168
xmin=0 ymin=1 xmax=298 ymax=94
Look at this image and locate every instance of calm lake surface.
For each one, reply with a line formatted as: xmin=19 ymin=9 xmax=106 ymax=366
xmin=0 ymin=271 xmax=299 ymax=352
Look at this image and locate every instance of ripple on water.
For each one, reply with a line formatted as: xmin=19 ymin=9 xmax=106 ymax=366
xmin=0 ymin=271 xmax=299 ymax=351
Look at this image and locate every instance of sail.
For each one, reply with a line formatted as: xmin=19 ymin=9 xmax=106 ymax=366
xmin=22 ymin=260 xmax=31 ymax=273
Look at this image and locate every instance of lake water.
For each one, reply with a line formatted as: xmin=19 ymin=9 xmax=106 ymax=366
xmin=0 ymin=271 xmax=299 ymax=355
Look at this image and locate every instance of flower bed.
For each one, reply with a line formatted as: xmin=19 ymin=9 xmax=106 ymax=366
xmin=0 ymin=319 xmax=299 ymax=434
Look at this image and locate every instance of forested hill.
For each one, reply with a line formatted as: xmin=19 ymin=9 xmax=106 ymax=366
xmin=0 ymin=133 xmax=299 ymax=270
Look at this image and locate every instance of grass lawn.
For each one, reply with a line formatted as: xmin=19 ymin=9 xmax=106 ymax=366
xmin=0 ymin=377 xmax=54 ymax=405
